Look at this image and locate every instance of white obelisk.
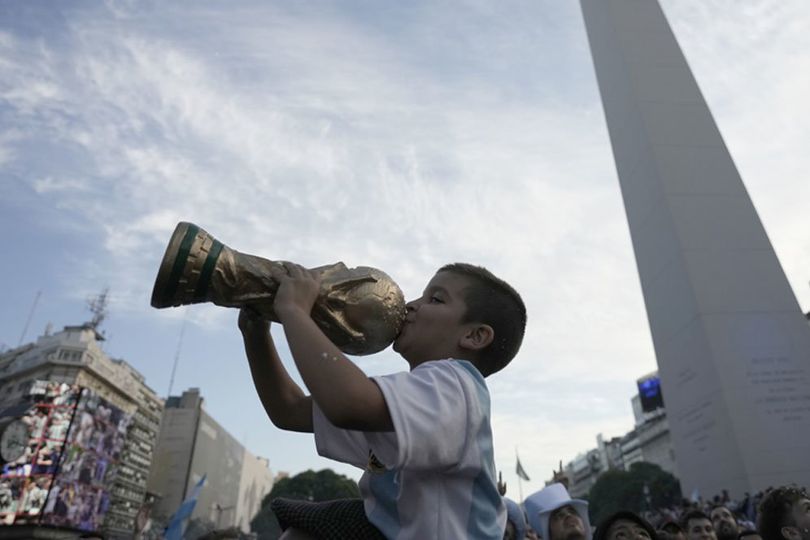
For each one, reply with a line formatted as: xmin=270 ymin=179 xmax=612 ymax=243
xmin=580 ymin=0 xmax=810 ymax=497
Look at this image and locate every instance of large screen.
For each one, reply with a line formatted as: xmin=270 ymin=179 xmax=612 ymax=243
xmin=637 ymin=375 xmax=664 ymax=412
xmin=41 ymin=388 xmax=131 ymax=531
xmin=0 ymin=381 xmax=132 ymax=533
xmin=0 ymin=381 xmax=80 ymax=525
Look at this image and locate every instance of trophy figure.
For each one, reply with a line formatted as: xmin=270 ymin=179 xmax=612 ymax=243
xmin=151 ymin=222 xmax=406 ymax=356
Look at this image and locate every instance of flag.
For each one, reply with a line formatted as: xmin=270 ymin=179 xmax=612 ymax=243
xmin=165 ymin=474 xmax=206 ymax=540
xmin=516 ymin=455 xmax=531 ymax=481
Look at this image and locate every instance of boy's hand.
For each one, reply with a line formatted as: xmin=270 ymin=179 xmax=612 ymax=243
xmin=238 ymin=307 xmax=270 ymax=336
xmin=274 ymin=263 xmax=322 ymax=322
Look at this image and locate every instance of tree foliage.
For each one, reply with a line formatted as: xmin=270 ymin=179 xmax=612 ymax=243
xmin=588 ymin=462 xmax=681 ymax=526
xmin=250 ymin=469 xmax=360 ymax=540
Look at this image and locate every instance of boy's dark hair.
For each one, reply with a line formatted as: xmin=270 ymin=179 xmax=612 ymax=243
xmin=681 ymin=510 xmax=711 ymax=531
xmin=438 ymin=263 xmax=526 ymax=376
xmin=757 ymin=486 xmax=808 ymax=540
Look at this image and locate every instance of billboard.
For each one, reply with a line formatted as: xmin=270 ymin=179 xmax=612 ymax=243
xmin=0 ymin=381 xmax=80 ymax=525
xmin=637 ymin=374 xmax=665 ymax=413
xmin=0 ymin=381 xmax=131 ymax=532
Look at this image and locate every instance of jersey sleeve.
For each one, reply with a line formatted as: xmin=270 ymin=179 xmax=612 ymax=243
xmin=312 ymin=402 xmax=373 ymax=469
xmin=370 ymin=362 xmax=480 ymax=471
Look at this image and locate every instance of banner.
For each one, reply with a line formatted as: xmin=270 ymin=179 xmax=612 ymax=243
xmin=0 ymin=382 xmax=81 ymax=526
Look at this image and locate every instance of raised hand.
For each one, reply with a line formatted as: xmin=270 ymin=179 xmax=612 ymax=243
xmin=238 ymin=307 xmax=269 ymax=336
xmin=274 ymin=263 xmax=323 ymax=322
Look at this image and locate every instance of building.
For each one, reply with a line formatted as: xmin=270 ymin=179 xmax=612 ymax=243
xmin=0 ymin=322 xmax=164 ymax=538
xmin=148 ymin=388 xmax=274 ymax=534
xmin=551 ymin=371 xmax=677 ymax=497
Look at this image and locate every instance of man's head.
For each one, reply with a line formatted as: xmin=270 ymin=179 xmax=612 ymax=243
xmin=683 ymin=510 xmax=718 ymax=540
xmin=394 ymin=263 xmax=526 ymax=375
xmin=504 ymin=497 xmax=527 ymax=540
xmin=525 ymin=484 xmax=591 ymax=540
xmin=549 ymin=504 xmax=589 ymax=540
xmin=711 ymin=505 xmax=740 ymax=540
xmin=757 ymin=486 xmax=810 ymax=540
xmin=659 ymin=521 xmax=687 ymax=540
xmin=594 ymin=512 xmax=658 ymax=540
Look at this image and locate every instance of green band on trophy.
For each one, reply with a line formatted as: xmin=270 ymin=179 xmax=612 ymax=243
xmin=160 ymin=223 xmax=199 ymax=306
xmin=193 ymin=239 xmax=224 ymax=302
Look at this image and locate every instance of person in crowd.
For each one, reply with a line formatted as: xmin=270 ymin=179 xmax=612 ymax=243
xmin=683 ymin=510 xmax=718 ymax=540
xmin=738 ymin=530 xmax=763 ymax=540
xmin=659 ymin=520 xmax=687 ymax=540
xmin=524 ymin=483 xmax=591 ymax=540
xmin=757 ymin=486 xmax=810 ymax=540
xmin=739 ymin=493 xmax=757 ymax=524
xmin=712 ymin=505 xmax=742 ymax=540
xmin=736 ymin=511 xmax=757 ymax=532
xmin=504 ymin=497 xmax=528 ymax=540
xmin=241 ymin=262 xmax=527 ymax=539
xmin=594 ymin=511 xmax=658 ymax=540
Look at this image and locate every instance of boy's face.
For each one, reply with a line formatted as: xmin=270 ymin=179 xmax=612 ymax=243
xmin=393 ymin=271 xmax=472 ymax=368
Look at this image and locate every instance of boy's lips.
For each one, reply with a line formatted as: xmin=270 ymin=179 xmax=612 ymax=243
xmin=395 ymin=320 xmax=412 ymax=340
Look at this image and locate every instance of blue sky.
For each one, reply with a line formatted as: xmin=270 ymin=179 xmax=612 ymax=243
xmin=2 ymin=0 xmax=809 ymax=491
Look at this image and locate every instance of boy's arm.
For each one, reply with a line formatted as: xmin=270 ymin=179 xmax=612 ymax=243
xmin=274 ymin=264 xmax=394 ymax=432
xmin=239 ymin=309 xmax=313 ymax=433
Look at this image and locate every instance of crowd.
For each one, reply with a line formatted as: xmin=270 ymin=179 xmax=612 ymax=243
xmin=502 ymin=483 xmax=809 ymax=540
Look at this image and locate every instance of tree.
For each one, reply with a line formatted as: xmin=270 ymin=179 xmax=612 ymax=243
xmin=250 ymin=469 xmax=360 ymax=540
xmin=588 ymin=462 xmax=681 ymax=525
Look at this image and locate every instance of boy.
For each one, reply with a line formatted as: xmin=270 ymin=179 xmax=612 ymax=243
xmin=240 ymin=262 xmax=527 ymax=539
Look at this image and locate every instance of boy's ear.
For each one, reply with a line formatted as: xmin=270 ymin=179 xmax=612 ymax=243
xmin=459 ymin=324 xmax=494 ymax=352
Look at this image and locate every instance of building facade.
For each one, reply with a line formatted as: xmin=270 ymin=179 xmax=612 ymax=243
xmin=551 ymin=372 xmax=677 ymax=497
xmin=0 ymin=323 xmax=164 ymax=538
xmin=148 ymin=388 xmax=274 ymax=534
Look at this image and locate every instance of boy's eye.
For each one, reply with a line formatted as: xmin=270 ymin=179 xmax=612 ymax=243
xmin=429 ymin=295 xmax=444 ymax=303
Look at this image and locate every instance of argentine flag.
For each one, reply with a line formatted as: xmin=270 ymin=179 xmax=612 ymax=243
xmin=165 ymin=474 xmax=207 ymax=540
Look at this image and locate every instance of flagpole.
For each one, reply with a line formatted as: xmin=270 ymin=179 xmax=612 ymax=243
xmin=518 ymin=474 xmax=523 ymax=503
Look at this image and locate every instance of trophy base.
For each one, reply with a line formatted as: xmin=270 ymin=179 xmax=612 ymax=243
xmin=151 ymin=222 xmax=225 ymax=308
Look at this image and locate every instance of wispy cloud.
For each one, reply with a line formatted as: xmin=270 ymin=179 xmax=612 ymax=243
xmin=1 ymin=0 xmax=807 ymax=487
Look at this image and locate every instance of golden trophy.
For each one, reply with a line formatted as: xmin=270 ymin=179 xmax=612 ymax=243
xmin=151 ymin=222 xmax=406 ymax=355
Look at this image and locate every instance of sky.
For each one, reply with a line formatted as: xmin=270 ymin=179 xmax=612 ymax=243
xmin=1 ymin=0 xmax=809 ymax=495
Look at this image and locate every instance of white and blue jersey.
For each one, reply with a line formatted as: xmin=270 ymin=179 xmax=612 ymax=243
xmin=313 ymin=359 xmax=506 ymax=540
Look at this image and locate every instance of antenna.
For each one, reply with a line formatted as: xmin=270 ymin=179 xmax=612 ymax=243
xmin=18 ymin=290 xmax=42 ymax=346
xmin=167 ymin=308 xmax=189 ymax=398
xmin=87 ymin=288 xmax=110 ymax=331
